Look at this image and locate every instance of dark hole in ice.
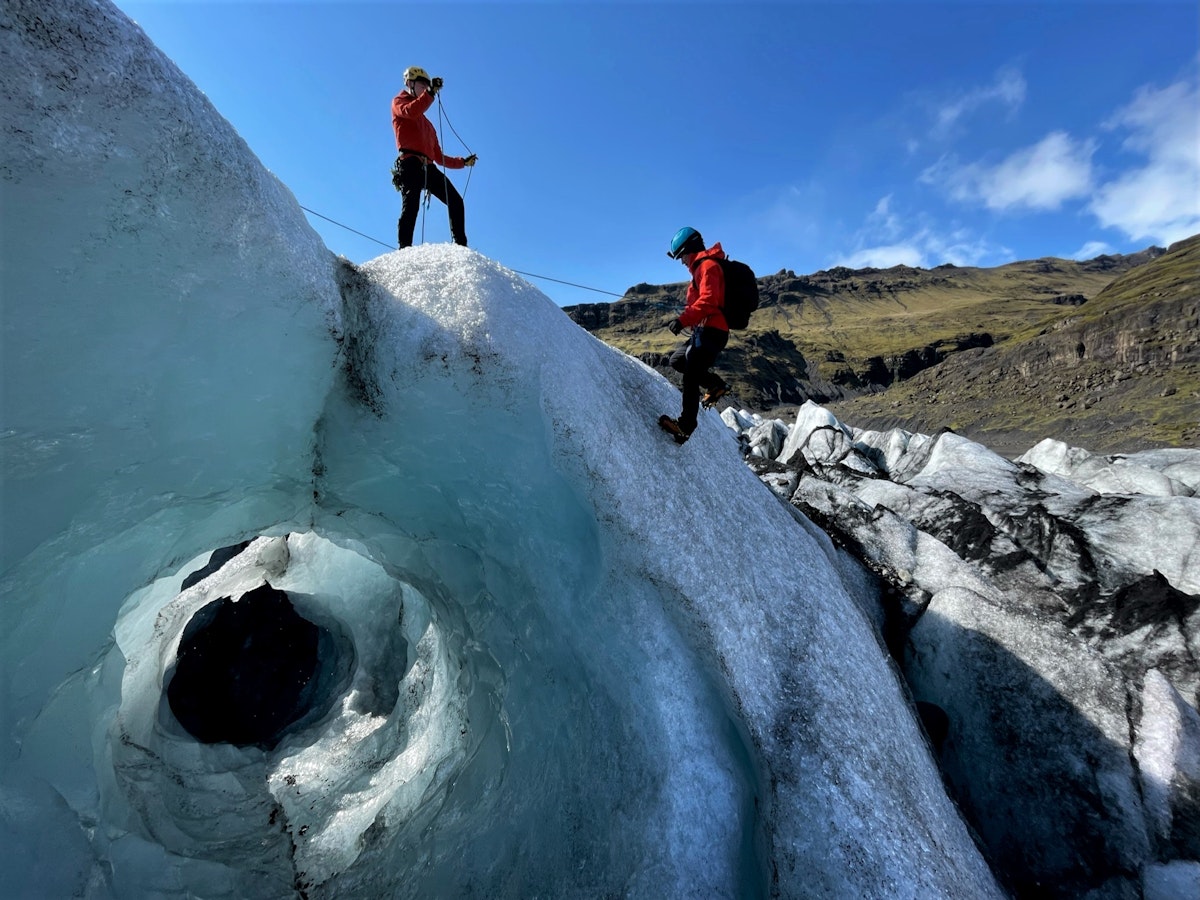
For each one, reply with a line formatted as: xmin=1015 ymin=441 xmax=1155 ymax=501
xmin=915 ymin=700 xmax=950 ymax=753
xmin=167 ymin=584 xmax=336 ymax=748
xmin=181 ymin=540 xmax=253 ymax=590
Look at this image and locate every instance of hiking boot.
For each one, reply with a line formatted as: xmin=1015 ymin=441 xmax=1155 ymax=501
xmin=702 ymin=383 xmax=730 ymax=408
xmin=657 ymin=414 xmax=692 ymax=444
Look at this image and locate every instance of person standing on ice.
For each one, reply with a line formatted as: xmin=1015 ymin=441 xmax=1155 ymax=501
xmin=658 ymin=226 xmax=731 ymax=445
xmin=391 ymin=65 xmax=476 ymax=248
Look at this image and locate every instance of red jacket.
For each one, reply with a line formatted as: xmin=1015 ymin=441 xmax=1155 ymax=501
xmin=391 ymin=90 xmax=466 ymax=169
xmin=679 ymin=243 xmax=729 ymax=331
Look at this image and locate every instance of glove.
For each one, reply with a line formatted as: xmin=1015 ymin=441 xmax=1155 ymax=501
xmin=429 ymin=76 xmax=443 ymax=95
xmin=463 ymin=154 xmax=478 ymax=167
xmin=667 ymin=318 xmax=684 ymax=335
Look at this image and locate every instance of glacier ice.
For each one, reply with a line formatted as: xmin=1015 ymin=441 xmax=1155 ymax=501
xmin=730 ymin=399 xmax=1200 ymax=896
xmin=1 ymin=1 xmax=1004 ymax=897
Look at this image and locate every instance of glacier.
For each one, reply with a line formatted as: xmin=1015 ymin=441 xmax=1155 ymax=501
xmin=724 ymin=403 xmax=1200 ymax=898
xmin=1 ymin=1 xmax=1003 ymax=897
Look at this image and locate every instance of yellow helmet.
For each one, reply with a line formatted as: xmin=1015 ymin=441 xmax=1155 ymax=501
xmin=403 ymin=66 xmax=431 ymax=85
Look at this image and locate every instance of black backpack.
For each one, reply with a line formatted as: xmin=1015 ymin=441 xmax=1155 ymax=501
xmin=695 ymin=257 xmax=759 ymax=329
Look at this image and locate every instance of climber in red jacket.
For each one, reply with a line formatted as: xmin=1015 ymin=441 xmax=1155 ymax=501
xmin=658 ymin=226 xmax=731 ymax=444
xmin=391 ymin=65 xmax=476 ymax=249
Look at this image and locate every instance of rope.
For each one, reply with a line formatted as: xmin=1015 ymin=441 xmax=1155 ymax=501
xmin=433 ymin=96 xmax=449 ymax=240
xmin=298 ymin=205 xmax=628 ymax=299
xmin=436 ymin=94 xmax=473 ymax=160
xmin=300 ymin=205 xmax=394 ymax=251
xmin=436 ymin=94 xmax=474 ymax=191
xmin=420 ymin=156 xmax=428 ymax=245
xmin=435 ymin=93 xmax=472 ymax=233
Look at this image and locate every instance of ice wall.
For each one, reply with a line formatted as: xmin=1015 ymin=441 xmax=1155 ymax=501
xmin=0 ymin=0 xmax=341 ymax=734
xmin=1 ymin=1 xmax=1003 ymax=896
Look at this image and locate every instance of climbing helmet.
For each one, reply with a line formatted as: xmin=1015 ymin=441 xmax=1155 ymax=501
xmin=403 ymin=66 xmax=432 ymax=85
xmin=668 ymin=226 xmax=705 ymax=260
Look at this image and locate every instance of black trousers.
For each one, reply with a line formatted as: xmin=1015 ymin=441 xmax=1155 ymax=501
xmin=396 ymin=156 xmax=467 ymax=248
xmin=668 ymin=326 xmax=729 ymax=432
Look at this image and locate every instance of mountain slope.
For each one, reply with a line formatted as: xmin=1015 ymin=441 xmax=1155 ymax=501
xmin=829 ymin=234 xmax=1200 ymax=455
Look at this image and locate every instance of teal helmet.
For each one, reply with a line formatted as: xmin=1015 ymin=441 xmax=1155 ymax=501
xmin=668 ymin=226 xmax=704 ymax=259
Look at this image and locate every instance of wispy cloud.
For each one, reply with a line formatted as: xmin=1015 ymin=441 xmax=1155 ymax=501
xmin=923 ymin=131 xmax=1096 ymax=211
xmin=930 ymin=66 xmax=1026 ymax=139
xmin=1089 ymin=76 xmax=1200 ymax=245
xmin=920 ymin=229 xmax=1005 ymax=267
xmin=837 ymin=243 xmax=925 ymax=269
xmin=835 ymin=197 xmax=1009 ymax=269
xmin=917 ymin=67 xmax=1199 ymax=247
xmin=867 ymin=195 xmax=903 ymax=240
xmin=1071 ymin=240 xmax=1115 ymax=260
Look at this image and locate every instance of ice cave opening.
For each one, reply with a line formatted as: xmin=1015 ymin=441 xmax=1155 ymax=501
xmin=101 ymin=529 xmax=507 ymax=891
xmin=167 ymin=582 xmax=346 ymax=748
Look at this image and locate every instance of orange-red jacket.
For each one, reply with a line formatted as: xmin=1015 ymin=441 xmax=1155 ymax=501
xmin=679 ymin=243 xmax=729 ymax=331
xmin=391 ymin=90 xmax=466 ymax=169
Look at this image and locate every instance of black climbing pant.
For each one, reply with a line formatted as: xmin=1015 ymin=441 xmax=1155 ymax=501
xmin=396 ymin=155 xmax=467 ymax=248
xmin=669 ymin=326 xmax=729 ymax=433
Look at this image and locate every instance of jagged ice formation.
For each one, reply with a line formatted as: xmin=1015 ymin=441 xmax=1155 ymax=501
xmin=724 ymin=402 xmax=1200 ymax=898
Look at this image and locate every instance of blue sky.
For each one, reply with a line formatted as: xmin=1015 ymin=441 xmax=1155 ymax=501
xmin=116 ymin=0 xmax=1199 ymax=307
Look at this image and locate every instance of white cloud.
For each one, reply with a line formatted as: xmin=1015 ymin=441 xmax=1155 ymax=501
xmin=868 ymin=194 xmax=903 ymax=240
xmin=836 ymin=196 xmax=1009 ymax=270
xmin=835 ymin=230 xmax=1004 ymax=270
xmin=919 ymin=229 xmax=1003 ymax=267
xmin=919 ymin=70 xmax=1200 ymax=245
xmin=1089 ymin=76 xmax=1200 ymax=245
xmin=1107 ymin=78 xmax=1197 ymax=165
xmin=1071 ymin=240 xmax=1115 ymax=260
xmin=981 ymin=133 xmax=1096 ymax=210
xmin=837 ymin=243 xmax=926 ymax=269
xmin=932 ymin=67 xmax=1026 ymax=138
xmin=923 ymin=132 xmax=1096 ymax=212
